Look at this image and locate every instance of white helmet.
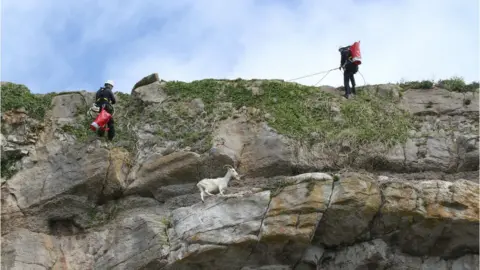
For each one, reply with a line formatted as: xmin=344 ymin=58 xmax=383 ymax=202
xmin=105 ymin=80 xmax=115 ymax=87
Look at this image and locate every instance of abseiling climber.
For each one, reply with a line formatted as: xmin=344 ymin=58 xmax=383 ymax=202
xmin=339 ymin=41 xmax=362 ymax=99
xmin=91 ymin=80 xmax=117 ymax=141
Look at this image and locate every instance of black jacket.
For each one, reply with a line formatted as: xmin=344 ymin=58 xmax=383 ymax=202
xmin=339 ymin=47 xmax=358 ymax=73
xmin=95 ymin=86 xmax=116 ymax=106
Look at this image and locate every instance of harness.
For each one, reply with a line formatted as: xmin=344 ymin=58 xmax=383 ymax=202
xmin=96 ymin=97 xmax=111 ymax=104
xmin=96 ymin=87 xmax=114 ymax=107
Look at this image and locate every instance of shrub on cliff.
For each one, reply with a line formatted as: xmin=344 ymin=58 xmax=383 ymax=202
xmin=1 ymin=82 xmax=55 ymax=120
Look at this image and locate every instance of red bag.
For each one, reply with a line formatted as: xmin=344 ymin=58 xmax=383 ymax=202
xmin=90 ymin=109 xmax=112 ymax=132
xmin=350 ymin=41 xmax=362 ymax=65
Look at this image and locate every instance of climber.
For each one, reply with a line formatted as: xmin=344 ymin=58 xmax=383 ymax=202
xmin=94 ymin=80 xmax=117 ymax=141
xmin=339 ymin=42 xmax=361 ymax=99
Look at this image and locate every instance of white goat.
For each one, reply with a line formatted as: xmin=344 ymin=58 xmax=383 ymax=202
xmin=197 ymin=165 xmax=241 ymax=202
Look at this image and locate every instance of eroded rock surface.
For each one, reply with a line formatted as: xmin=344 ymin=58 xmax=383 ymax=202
xmin=1 ymin=79 xmax=478 ymax=269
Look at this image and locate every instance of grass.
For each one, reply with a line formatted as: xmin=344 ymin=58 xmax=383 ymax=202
xmin=399 ymin=80 xmax=434 ymax=90
xmin=399 ymin=77 xmax=479 ymax=93
xmin=1 ymin=82 xmax=55 ymax=120
xmin=163 ymin=79 xmax=414 ymax=149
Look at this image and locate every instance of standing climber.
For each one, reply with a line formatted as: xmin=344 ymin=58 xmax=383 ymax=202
xmin=95 ymin=80 xmax=117 ymax=141
xmin=339 ymin=44 xmax=360 ymax=99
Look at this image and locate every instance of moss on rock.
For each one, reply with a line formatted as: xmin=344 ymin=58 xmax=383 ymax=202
xmin=1 ymin=82 xmax=55 ymax=121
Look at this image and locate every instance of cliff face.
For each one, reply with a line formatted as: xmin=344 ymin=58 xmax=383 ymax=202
xmin=1 ymin=76 xmax=479 ymax=270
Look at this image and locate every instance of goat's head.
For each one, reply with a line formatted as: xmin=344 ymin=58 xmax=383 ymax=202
xmin=224 ymin=164 xmax=241 ymax=180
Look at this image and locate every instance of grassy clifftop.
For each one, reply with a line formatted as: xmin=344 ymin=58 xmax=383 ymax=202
xmin=1 ymin=77 xmax=478 ymax=154
xmin=162 ymin=79 xmax=412 ymax=148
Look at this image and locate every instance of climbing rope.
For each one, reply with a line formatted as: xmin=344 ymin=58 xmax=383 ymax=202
xmin=287 ymin=67 xmax=367 ymax=88
xmin=358 ymin=71 xmax=367 ymax=86
xmin=313 ymin=68 xmax=337 ymax=86
xmin=286 ymin=68 xmax=337 ymax=82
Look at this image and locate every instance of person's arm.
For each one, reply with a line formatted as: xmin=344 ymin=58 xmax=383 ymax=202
xmin=109 ymin=89 xmax=116 ymax=104
xmin=95 ymin=90 xmax=99 ymax=103
xmin=340 ymin=52 xmax=346 ymax=69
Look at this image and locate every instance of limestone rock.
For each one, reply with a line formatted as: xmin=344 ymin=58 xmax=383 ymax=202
xmin=92 ymin=213 xmax=170 ymax=269
xmin=372 ymin=179 xmax=479 ymax=257
xmin=375 ymin=83 xmax=401 ymax=101
xmin=314 ymin=173 xmax=382 ymax=246
xmin=189 ymin=98 xmax=205 ymax=115
xmin=131 ymin=81 xmax=167 ymax=104
xmin=1 ymin=79 xmax=479 ymax=270
xmin=167 ymin=191 xmax=271 ymax=269
xmin=102 ymin=147 xmax=131 ymax=200
xmin=131 ymin=73 xmax=160 ymax=91
xmin=50 ymin=93 xmax=86 ymax=125
xmin=258 ymin=178 xmax=333 ymax=264
xmin=319 ymin=239 xmax=389 ymax=269
xmin=2 ymin=108 xmax=29 ymax=126
xmin=1 ymin=229 xmax=60 ymax=270
xmin=1 ymin=211 xmax=171 ymax=270
xmin=4 ymin=145 xmax=109 ymax=211
xmin=401 ymin=88 xmax=479 ymax=116
xmin=125 ymin=151 xmax=203 ymax=197
xmin=318 ymin=239 xmax=480 ymax=270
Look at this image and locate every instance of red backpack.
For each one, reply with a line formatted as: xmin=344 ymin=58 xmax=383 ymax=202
xmin=339 ymin=41 xmax=362 ymax=66
xmin=349 ymin=41 xmax=362 ymax=65
xmin=90 ymin=108 xmax=112 ymax=132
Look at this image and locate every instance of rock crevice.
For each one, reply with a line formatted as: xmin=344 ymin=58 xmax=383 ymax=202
xmin=1 ymin=79 xmax=478 ymax=270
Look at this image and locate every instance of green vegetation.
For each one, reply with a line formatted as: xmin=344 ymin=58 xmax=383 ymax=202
xmin=163 ymin=79 xmax=413 ymax=149
xmin=399 ymin=77 xmax=479 ymax=93
xmin=399 ymin=80 xmax=434 ymax=90
xmin=58 ymin=92 xmax=140 ymax=151
xmin=109 ymin=92 xmax=140 ymax=151
xmin=1 ymin=82 xmax=55 ymax=120
xmin=5 ymin=76 xmax=475 ymax=160
xmin=58 ymin=97 xmax=93 ymax=143
xmin=1 ymin=159 xmax=18 ymax=180
xmin=439 ymin=76 xmax=479 ymax=93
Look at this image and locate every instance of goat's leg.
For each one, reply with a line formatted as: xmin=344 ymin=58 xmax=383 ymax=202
xmin=219 ymin=188 xmax=226 ymax=196
xmin=197 ymin=184 xmax=206 ymax=202
xmin=205 ymin=189 xmax=215 ymax=196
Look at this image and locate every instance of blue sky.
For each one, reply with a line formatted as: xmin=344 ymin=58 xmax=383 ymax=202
xmin=2 ymin=0 xmax=479 ymax=94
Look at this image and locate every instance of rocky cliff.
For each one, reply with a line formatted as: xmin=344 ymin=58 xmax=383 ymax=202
xmin=1 ymin=75 xmax=479 ymax=270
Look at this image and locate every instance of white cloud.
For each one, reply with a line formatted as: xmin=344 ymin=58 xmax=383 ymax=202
xmin=2 ymin=0 xmax=479 ymax=93
xmin=106 ymin=0 xmax=479 ymax=93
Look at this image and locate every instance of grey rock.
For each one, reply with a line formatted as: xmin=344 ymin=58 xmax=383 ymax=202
xmin=167 ymin=191 xmax=271 ymax=269
xmin=131 ymin=72 xmax=161 ymax=91
xmin=125 ymin=151 xmax=203 ymax=197
xmin=132 ymin=81 xmax=167 ymax=104
xmin=401 ymin=88 xmax=479 ymax=116
xmin=319 ymin=239 xmax=389 ymax=270
xmin=1 ymin=229 xmax=59 ymax=270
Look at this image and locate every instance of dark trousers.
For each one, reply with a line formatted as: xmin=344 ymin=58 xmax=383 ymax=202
xmin=96 ymin=102 xmax=115 ymax=141
xmin=343 ymin=70 xmax=356 ymax=97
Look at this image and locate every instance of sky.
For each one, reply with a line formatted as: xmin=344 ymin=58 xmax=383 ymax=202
xmin=1 ymin=0 xmax=479 ymax=94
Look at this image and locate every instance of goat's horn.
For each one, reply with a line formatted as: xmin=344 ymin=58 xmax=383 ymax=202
xmin=224 ymin=164 xmax=234 ymax=169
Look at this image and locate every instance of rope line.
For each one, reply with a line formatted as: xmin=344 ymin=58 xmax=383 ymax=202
xmin=313 ymin=69 xmax=335 ymax=86
xmin=287 ymin=67 xmax=367 ymax=88
xmin=286 ymin=68 xmax=337 ymax=82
